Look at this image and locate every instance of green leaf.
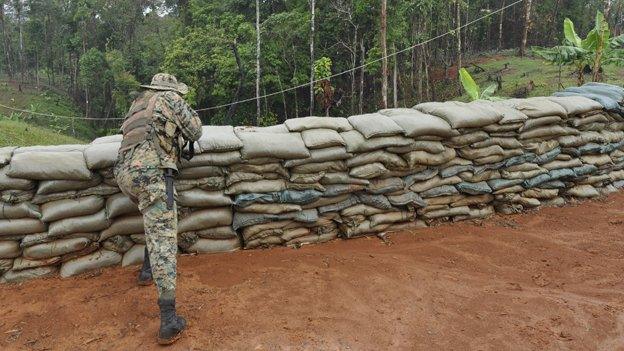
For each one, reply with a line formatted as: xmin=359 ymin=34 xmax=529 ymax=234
xmin=481 ymin=84 xmax=498 ymax=99
xmin=459 ymin=68 xmax=480 ymax=101
xmin=564 ymin=18 xmax=582 ymax=47
xmin=582 ymin=29 xmax=599 ymax=51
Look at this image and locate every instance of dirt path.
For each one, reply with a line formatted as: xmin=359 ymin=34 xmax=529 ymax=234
xmin=1 ymin=194 xmax=624 ymax=350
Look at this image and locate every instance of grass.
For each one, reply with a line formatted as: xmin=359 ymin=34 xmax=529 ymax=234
xmin=0 ymin=118 xmax=84 ymax=147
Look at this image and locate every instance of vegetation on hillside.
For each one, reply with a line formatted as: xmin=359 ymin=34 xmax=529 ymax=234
xmin=0 ymin=119 xmax=84 ymax=147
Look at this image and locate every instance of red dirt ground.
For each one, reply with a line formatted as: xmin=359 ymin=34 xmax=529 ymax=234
xmin=1 ymin=193 xmax=624 ymax=351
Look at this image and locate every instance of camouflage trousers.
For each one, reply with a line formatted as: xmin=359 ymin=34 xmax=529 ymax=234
xmin=115 ymin=164 xmax=178 ymax=298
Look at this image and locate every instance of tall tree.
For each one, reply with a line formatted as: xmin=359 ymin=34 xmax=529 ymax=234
xmin=0 ymin=0 xmax=14 ymax=78
xmin=255 ymin=0 xmax=261 ymax=126
xmin=380 ymin=0 xmax=388 ymax=108
xmin=520 ymin=0 xmax=533 ymax=57
xmin=456 ymin=0 xmax=462 ymax=95
xmin=309 ymin=0 xmax=315 ymax=115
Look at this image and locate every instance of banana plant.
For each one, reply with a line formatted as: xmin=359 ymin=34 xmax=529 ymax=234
xmin=459 ymin=68 xmax=500 ymax=101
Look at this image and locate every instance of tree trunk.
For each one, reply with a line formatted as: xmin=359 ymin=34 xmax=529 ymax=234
xmin=380 ymin=0 xmax=388 ymax=109
xmin=519 ymin=0 xmax=533 ymax=57
xmin=392 ymin=44 xmax=398 ymax=108
xmin=255 ymin=0 xmax=261 ymax=126
xmin=456 ymin=0 xmax=462 ymax=96
xmin=226 ymin=40 xmax=245 ymax=125
xmin=309 ymin=0 xmax=315 ymax=116
xmin=0 ymin=1 xmax=14 ymax=79
xmin=498 ymin=0 xmax=506 ymax=51
xmin=359 ymin=38 xmax=365 ymax=114
xmin=350 ymin=28 xmax=358 ymax=115
xmin=605 ymin=0 xmax=613 ymax=19
xmin=275 ymin=69 xmax=288 ymax=122
xmin=15 ymin=0 xmax=25 ymax=85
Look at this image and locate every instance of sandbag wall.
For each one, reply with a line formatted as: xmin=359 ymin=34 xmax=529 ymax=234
xmin=2 ymin=89 xmax=624 ymax=283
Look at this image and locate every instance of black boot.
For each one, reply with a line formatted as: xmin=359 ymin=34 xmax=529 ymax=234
xmin=157 ymin=294 xmax=187 ymax=345
xmin=137 ymin=247 xmax=153 ymax=286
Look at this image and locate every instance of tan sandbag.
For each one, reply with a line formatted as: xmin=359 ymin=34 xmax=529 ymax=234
xmin=178 ymin=208 xmax=233 ymax=233
xmin=522 ymin=189 xmax=559 ymax=199
xmin=501 ymin=169 xmax=547 ymax=180
xmin=178 ymin=189 xmax=232 ymax=208
xmin=292 ymin=161 xmax=347 ymax=174
xmin=387 ymin=140 xmax=446 ymax=154
xmin=493 ymin=185 xmax=525 ymax=195
xmin=410 ymin=176 xmax=462 ymax=193
xmin=458 ymin=170 xmax=500 ymax=183
xmin=340 ymin=130 xmax=412 ymax=153
xmin=237 ymin=131 xmax=310 ymax=160
xmin=472 ymin=137 xmax=523 ymax=149
xmin=284 ymin=116 xmax=353 ymax=132
xmin=37 ymin=176 xmax=103 ymax=195
xmin=179 ymin=166 xmax=225 ymax=179
xmin=474 ymin=154 xmax=505 ymax=165
xmin=422 ymin=206 xmax=471 ymax=219
xmin=378 ymin=108 xmax=455 ymax=137
xmin=415 ymin=101 xmax=503 ymax=128
xmin=48 ymin=210 xmax=110 ymax=238
xmin=286 ymin=182 xmax=325 ymax=192
xmin=121 ymin=244 xmax=145 ymax=267
xmin=23 ymin=237 xmax=92 ymax=260
xmin=569 ymin=114 xmax=610 ymax=127
xmin=347 ymin=113 xmax=404 ymax=138
xmin=370 ymin=211 xmax=414 ymax=227
xmin=349 ymin=163 xmax=389 ymax=179
xmin=226 ymin=172 xmax=264 ymax=187
xmin=503 ymin=97 xmax=568 ymax=118
xmin=32 ymin=184 xmax=120 ymax=205
xmin=458 ymin=145 xmax=505 ymax=160
xmin=60 ymin=249 xmax=122 ymax=278
xmin=341 ymin=204 xmax=389 ymax=217
xmin=523 ymin=140 xmax=560 ymax=154
xmin=566 ymin=185 xmax=600 ymax=198
xmin=340 ymin=220 xmax=390 ymax=238
xmin=0 ymin=241 xmax=21 ymax=259
xmin=0 ymin=147 xmax=15 ymax=166
xmin=301 ymin=129 xmax=346 ymax=149
xmin=8 ymin=151 xmax=92 ymax=180
xmin=448 ymin=131 xmax=489 ymax=147
xmin=542 ymin=159 xmax=583 ymax=171
xmin=225 ymin=179 xmax=286 ymax=195
xmin=0 ymin=258 xmax=12 ymax=275
xmin=242 ymin=220 xmax=292 ymax=240
xmin=91 ymin=135 xmax=122 ymax=144
xmin=404 ymin=148 xmax=456 ymax=167
xmin=100 ymin=215 xmax=144 ymax=241
xmin=346 ymin=150 xmax=408 ymax=169
xmin=283 ymin=147 xmax=352 ymax=167
xmin=425 ymin=195 xmax=465 ymax=206
xmin=0 ymin=166 xmax=36 ymax=191
xmin=238 ymin=203 xmax=302 ymax=214
xmin=321 ymin=173 xmax=370 ymax=185
xmin=0 ymin=266 xmax=58 ymax=283
xmin=581 ymin=154 xmax=613 ymax=167
xmin=12 ymin=256 xmax=61 ymax=271
xmin=519 ymin=116 xmax=563 ymax=132
xmin=180 ymin=151 xmax=242 ymax=167
xmin=84 ymin=142 xmax=120 ymax=169
xmin=609 ymin=170 xmax=624 ymax=181
xmin=0 ymin=218 xmax=46 ymax=237
xmin=383 ymin=220 xmax=428 ymax=232
xmin=483 ymin=122 xmax=523 ymax=133
xmin=547 ymin=96 xmax=603 ymax=116
xmin=130 ymin=234 xmax=146 ymax=244
xmin=451 ymin=194 xmax=494 ymax=207
xmin=520 ymin=126 xmax=577 ymax=140
xmin=290 ymin=172 xmax=325 ymax=184
xmin=13 ymin=144 xmax=87 ymax=154
xmin=106 ymin=193 xmax=140 ymax=219
xmin=475 ymin=100 xmax=529 ymax=124
xmin=0 ymin=202 xmax=41 ymax=219
xmin=301 ymin=194 xmax=350 ymax=210
xmin=196 ymin=226 xmax=238 ymax=240
xmin=196 ymin=125 xmax=244 ymax=152
xmin=102 ymin=235 xmax=134 ymax=253
xmin=41 ymin=195 xmax=105 ymax=222
xmin=245 ymin=235 xmax=284 ymax=249
xmin=454 ymin=206 xmax=495 ymax=221
xmin=282 ymin=228 xmax=311 ymax=241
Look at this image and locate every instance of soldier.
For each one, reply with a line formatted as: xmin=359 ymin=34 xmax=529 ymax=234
xmin=114 ymin=73 xmax=203 ymax=345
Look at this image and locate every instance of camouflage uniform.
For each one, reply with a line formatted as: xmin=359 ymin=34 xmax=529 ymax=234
xmin=115 ymin=89 xmax=202 ymax=298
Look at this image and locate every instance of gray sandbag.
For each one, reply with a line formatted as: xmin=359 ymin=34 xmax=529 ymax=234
xmin=179 ymin=166 xmax=225 ymax=179
xmin=414 ymin=101 xmax=503 ymax=128
xmin=487 ymin=179 xmax=523 ymax=191
xmin=23 ymin=237 xmax=92 ymax=260
xmin=355 ymin=193 xmax=393 ymax=210
xmin=60 ymin=249 xmax=122 ymax=278
xmin=367 ymin=177 xmax=405 ymax=195
xmin=349 ymin=163 xmax=389 ymax=179
xmin=187 ymin=238 xmax=240 ymax=254
xmin=456 ymin=182 xmax=492 ymax=195
xmin=404 ymin=148 xmax=456 ymax=167
xmin=341 ymin=204 xmax=388 ymax=217
xmin=12 ymin=256 xmax=61 ymax=271
xmin=232 ymin=209 xmax=317 ymax=230
xmin=340 ymin=221 xmax=390 ymax=239
xmin=547 ymin=96 xmax=603 ymax=116
xmin=48 ymin=209 xmax=110 ymax=238
xmin=92 ymin=135 xmax=122 ymax=144
xmin=347 ymin=150 xmax=407 ymax=170
xmin=0 ymin=258 xmax=12 ymax=275
xmin=225 ymin=179 xmax=286 ymax=195
xmin=41 ymin=195 xmax=105 ymax=222
xmin=440 ymin=165 xmax=474 ymax=178
xmin=180 ymin=151 xmax=242 ymax=167
xmin=322 ymin=184 xmax=366 ymax=197
xmin=347 ymin=113 xmax=404 ymax=138
xmin=410 ymin=176 xmax=462 ymax=193
xmin=8 ymin=151 xmax=91 ymax=180
xmin=1 ymin=266 xmax=58 ymax=283
xmin=178 ymin=208 xmax=232 ymax=233
xmin=102 ymin=235 xmax=134 ymax=253
xmin=1 ymin=167 xmax=36 ymax=192
xmin=378 ymin=108 xmax=455 ymax=137
xmin=566 ymin=185 xmax=600 ymax=198
xmin=237 ymin=131 xmax=310 ymax=160
xmin=0 ymin=147 xmax=15 ymax=166
xmin=301 ymin=129 xmax=346 ymax=149
xmin=178 ymin=189 xmax=232 ymax=208
xmin=318 ymin=196 xmax=359 ymax=214
xmin=196 ymin=126 xmax=244 ymax=152
xmin=37 ymin=176 xmax=103 ymax=195
xmin=454 ymin=206 xmax=495 ymax=221
xmin=404 ymin=168 xmax=439 ymax=187
xmin=387 ymin=192 xmax=426 ymax=207
xmin=106 ymin=193 xmax=140 ymax=219
xmin=283 ymin=147 xmax=352 ymax=167
xmin=340 ymin=130 xmax=412 ymax=153
xmin=284 ymin=116 xmax=353 ymax=132
xmin=302 ymin=194 xmax=351 ymax=210
xmin=420 ymin=185 xmax=459 ymax=198
xmin=234 ymin=189 xmax=322 ymax=207
xmin=534 ymin=148 xmax=562 ymax=164
xmin=196 ymin=226 xmax=238 ymax=240
xmin=0 ymin=241 xmax=21 ymax=259
xmin=100 ymin=215 xmax=145 ymax=241
xmin=121 ymin=244 xmax=145 ymax=267
xmin=0 ymin=218 xmax=46 ymax=237
xmin=84 ymin=142 xmax=120 ymax=169
xmin=0 ymin=202 xmax=41 ymax=219
xmin=32 ymin=184 xmax=120 ymax=205
xmin=1 ymin=189 xmax=35 ymax=204
xmin=503 ymin=97 xmax=568 ymax=118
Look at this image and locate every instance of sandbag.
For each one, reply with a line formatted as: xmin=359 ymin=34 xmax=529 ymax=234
xmin=178 ymin=208 xmax=233 ymax=233
xmin=410 ymin=176 xmax=462 ymax=193
xmin=547 ymin=96 xmax=603 ymax=116
xmin=37 ymin=176 xmax=103 ymax=195
xmin=347 ymin=113 xmax=404 ymax=138
xmin=179 ymin=151 xmax=242 ymax=167
xmin=0 ymin=258 xmax=12 ymax=275
xmin=422 ymin=206 xmax=471 ymax=219
xmin=102 ymin=235 xmax=134 ymax=253
xmin=179 ymin=166 xmax=225 ymax=179
xmin=367 ymin=177 xmax=405 ymax=195
xmin=100 ymin=215 xmax=145 ymax=241
xmin=41 ymin=195 xmax=105 ymax=222
xmin=387 ymin=192 xmax=426 ymax=207
xmin=284 ymin=116 xmax=353 ymax=132
xmin=378 ymin=108 xmax=455 ymax=137
xmin=60 ymin=250 xmax=122 ymax=278
xmin=566 ymin=185 xmax=600 ymax=198
xmin=0 ymin=202 xmax=41 ymax=219
xmin=503 ymin=97 xmax=567 ymax=118
xmin=0 ymin=241 xmax=21 ymax=259
xmin=370 ymin=211 xmax=414 ymax=227
xmin=230 ymin=163 xmax=289 ymax=177
xmin=355 ymin=193 xmax=393 ymax=210
xmin=1 ymin=266 xmax=58 ymax=283
xmin=301 ymin=194 xmax=351 ymax=209
xmin=456 ymin=182 xmax=492 ymax=195
xmin=48 ymin=210 xmax=110 ymax=238
xmin=420 ymin=185 xmax=459 ymax=198
xmin=237 ymin=203 xmax=302 ymax=214
xmin=451 ymin=194 xmax=494 ymax=207
xmin=12 ymin=256 xmax=61 ymax=271
xmin=340 ymin=130 xmax=413 ymax=153
xmin=106 ymin=193 xmax=140 ymax=219
xmin=196 ymin=126 xmax=244 ymax=152
xmin=292 ymin=161 xmax=347 ymax=174
xmin=404 ymin=148 xmax=456 ymax=167
xmin=23 ymin=237 xmax=92 ymax=260
xmin=121 ymin=244 xmax=145 ymax=267
xmin=415 ymin=101 xmax=503 ymax=128
xmin=32 ymin=184 xmax=120 ymax=205
xmin=283 ymin=147 xmax=352 ymax=167
xmin=84 ymin=142 xmax=120 ymax=169
xmin=301 ymin=129 xmax=346 ymax=149
xmin=0 ymin=166 xmax=36 ymax=191
xmin=8 ymin=151 xmax=92 ymax=180
xmin=0 ymin=147 xmax=15 ymax=166
xmin=0 ymin=218 xmax=46 ymax=236
xmin=347 ymin=151 xmax=407 ymax=169
xmin=196 ymin=226 xmax=238 ymax=240
xmin=178 ymin=189 xmax=232 ymax=208
xmin=237 ymin=131 xmax=310 ymax=160
xmin=349 ymin=163 xmax=389 ymax=179
xmin=387 ymin=140 xmax=446 ymax=154
xmin=187 ymin=238 xmax=240 ymax=254
xmin=341 ymin=204 xmax=388 ymax=217
xmin=225 ymin=179 xmax=286 ymax=195
xmin=475 ymin=100 xmax=529 ymax=124
xmin=448 ymin=131 xmax=490 ymax=147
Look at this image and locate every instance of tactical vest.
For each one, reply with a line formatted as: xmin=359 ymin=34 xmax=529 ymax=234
xmin=119 ymin=91 xmax=161 ymax=155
